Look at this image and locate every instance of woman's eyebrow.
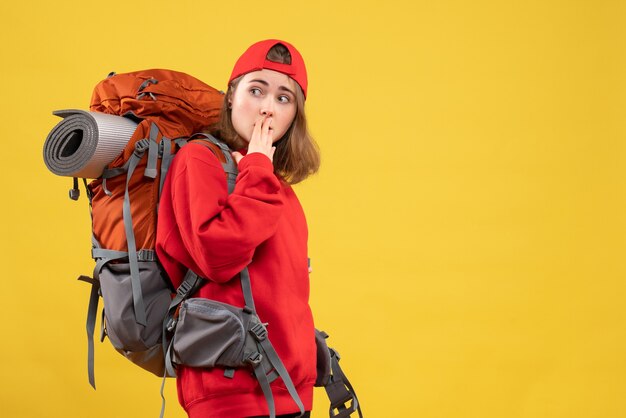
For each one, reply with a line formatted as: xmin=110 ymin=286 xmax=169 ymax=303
xmin=248 ymin=78 xmax=296 ymax=97
xmin=278 ymin=86 xmax=296 ymax=97
xmin=249 ymin=78 xmax=269 ymax=86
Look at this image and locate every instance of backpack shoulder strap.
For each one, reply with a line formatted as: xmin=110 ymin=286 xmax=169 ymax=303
xmin=187 ymin=133 xmax=238 ymax=194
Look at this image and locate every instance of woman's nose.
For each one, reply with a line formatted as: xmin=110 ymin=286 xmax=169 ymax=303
xmin=260 ymin=99 xmax=274 ymax=117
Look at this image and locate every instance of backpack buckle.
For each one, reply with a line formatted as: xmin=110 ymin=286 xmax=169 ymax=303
xmin=166 ymin=317 xmax=178 ymax=332
xmin=330 ymin=347 xmax=341 ymax=361
xmin=177 ymin=279 xmax=194 ymax=297
xmin=250 ymin=322 xmax=268 ymax=342
xmin=134 ymin=139 xmax=150 ymax=156
xmin=138 ymin=78 xmax=158 ymax=92
xmin=137 ymin=249 xmax=155 ymax=262
xmin=245 ymin=351 xmax=263 ymax=366
xmin=137 ymin=78 xmax=158 ymax=100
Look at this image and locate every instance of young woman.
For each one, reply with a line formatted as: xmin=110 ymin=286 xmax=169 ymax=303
xmin=156 ymin=39 xmax=320 ymax=418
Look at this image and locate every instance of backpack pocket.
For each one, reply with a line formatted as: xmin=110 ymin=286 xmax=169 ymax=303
xmin=171 ymin=298 xmax=252 ymax=369
xmin=99 ymin=261 xmax=172 ymax=352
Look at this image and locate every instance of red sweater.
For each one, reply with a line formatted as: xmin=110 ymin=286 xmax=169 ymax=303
xmin=156 ymin=142 xmax=316 ymax=417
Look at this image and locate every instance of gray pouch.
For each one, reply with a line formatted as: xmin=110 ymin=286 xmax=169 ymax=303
xmin=172 ymin=298 xmax=261 ymax=368
xmin=98 ymin=261 xmax=173 ymax=376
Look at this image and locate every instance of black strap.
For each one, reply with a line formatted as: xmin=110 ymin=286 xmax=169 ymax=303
xmin=325 ymin=349 xmax=362 ymax=418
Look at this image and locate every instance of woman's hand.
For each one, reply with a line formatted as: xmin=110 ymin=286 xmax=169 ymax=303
xmin=232 ymin=116 xmax=276 ymax=165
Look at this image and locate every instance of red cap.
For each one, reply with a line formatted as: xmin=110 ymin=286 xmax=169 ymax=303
xmin=228 ymin=39 xmax=308 ymax=99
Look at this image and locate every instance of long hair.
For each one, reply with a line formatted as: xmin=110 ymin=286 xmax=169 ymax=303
xmin=214 ymin=44 xmax=320 ymax=184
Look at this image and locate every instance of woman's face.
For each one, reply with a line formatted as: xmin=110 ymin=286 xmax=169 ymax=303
xmin=229 ymin=69 xmax=298 ymax=144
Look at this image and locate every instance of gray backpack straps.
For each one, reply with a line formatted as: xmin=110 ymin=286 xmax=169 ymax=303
xmin=239 ymin=266 xmax=256 ymax=310
xmin=97 ymin=123 xmax=167 ymax=331
xmin=144 ymin=123 xmax=159 ymax=179
xmin=103 ymin=123 xmax=163 ymax=331
xmin=189 ymin=133 xmax=238 ymax=194
xmin=239 ymin=267 xmax=306 ymax=418
xmin=250 ymin=329 xmax=306 ymax=418
xmin=122 ymin=137 xmax=153 ymax=327
xmin=159 ymin=136 xmax=173 ymax=198
xmin=79 ymin=273 xmax=100 ymax=389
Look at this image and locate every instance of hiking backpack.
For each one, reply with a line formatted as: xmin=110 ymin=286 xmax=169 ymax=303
xmin=78 ymin=69 xmax=226 ymax=385
xmin=53 ymin=69 xmax=361 ymax=418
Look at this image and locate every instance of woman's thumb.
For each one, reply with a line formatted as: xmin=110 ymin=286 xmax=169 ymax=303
xmin=231 ymin=151 xmax=243 ymax=165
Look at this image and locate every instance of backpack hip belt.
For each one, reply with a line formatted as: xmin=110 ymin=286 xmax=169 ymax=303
xmin=162 ymin=267 xmax=306 ymax=418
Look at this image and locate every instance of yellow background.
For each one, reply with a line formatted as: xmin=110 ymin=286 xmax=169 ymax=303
xmin=1 ymin=1 xmax=625 ymax=417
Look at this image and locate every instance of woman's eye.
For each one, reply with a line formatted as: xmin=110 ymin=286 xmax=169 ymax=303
xmin=250 ymin=88 xmax=262 ymax=96
xmin=278 ymin=95 xmax=291 ymax=103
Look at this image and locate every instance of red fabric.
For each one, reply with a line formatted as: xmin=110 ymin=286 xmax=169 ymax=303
xmin=90 ymin=69 xmax=223 ymax=142
xmin=229 ymin=39 xmax=308 ymax=98
xmin=156 ymin=142 xmax=316 ymax=417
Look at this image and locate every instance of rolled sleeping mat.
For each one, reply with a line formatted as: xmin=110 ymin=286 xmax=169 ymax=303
xmin=43 ymin=109 xmax=138 ymax=178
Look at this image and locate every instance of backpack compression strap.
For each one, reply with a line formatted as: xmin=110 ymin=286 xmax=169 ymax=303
xmin=120 ymin=133 xmax=158 ymax=327
xmin=99 ymin=123 xmax=164 ymax=329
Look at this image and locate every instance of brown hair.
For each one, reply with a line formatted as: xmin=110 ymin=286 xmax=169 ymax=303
xmin=214 ymin=44 xmax=320 ymax=184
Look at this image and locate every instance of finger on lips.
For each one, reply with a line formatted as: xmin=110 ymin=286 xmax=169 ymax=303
xmin=265 ymin=118 xmax=274 ymax=139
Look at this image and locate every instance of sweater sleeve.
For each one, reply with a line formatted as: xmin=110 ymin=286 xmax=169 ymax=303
xmin=170 ymin=143 xmax=284 ymax=283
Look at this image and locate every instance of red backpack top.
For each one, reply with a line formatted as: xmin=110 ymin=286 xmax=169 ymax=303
xmin=87 ymin=70 xmax=225 ymax=251
xmin=90 ymin=69 xmax=223 ymax=139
